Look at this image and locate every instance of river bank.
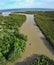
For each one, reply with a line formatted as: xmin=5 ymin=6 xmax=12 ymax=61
xmin=7 ymin=13 xmax=54 ymax=65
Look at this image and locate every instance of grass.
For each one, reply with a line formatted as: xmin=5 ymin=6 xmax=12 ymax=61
xmin=0 ymin=13 xmax=27 ymax=65
xmin=29 ymin=55 xmax=54 ymax=65
xmin=34 ymin=11 xmax=54 ymax=48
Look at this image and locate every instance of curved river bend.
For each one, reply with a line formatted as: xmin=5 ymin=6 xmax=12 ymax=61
xmin=7 ymin=14 xmax=54 ymax=65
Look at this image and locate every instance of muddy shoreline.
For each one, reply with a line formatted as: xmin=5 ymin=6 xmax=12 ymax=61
xmin=7 ymin=13 xmax=54 ymax=65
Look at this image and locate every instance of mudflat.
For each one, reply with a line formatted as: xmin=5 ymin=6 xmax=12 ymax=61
xmin=7 ymin=14 xmax=54 ymax=65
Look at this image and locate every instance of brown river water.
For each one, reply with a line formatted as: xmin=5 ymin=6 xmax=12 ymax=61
xmin=7 ymin=14 xmax=54 ymax=65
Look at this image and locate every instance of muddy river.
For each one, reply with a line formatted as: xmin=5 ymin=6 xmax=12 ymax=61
xmin=7 ymin=14 xmax=54 ymax=65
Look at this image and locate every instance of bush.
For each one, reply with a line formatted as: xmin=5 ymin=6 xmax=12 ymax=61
xmin=34 ymin=11 xmax=54 ymax=47
xmin=0 ymin=52 xmax=7 ymax=65
xmin=0 ymin=13 xmax=27 ymax=64
xmin=29 ymin=55 xmax=54 ymax=65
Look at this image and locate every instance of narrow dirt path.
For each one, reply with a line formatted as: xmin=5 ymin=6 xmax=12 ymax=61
xmin=7 ymin=14 xmax=54 ymax=65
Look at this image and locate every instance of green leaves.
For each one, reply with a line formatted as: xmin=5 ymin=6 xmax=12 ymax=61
xmin=0 ymin=52 xmax=2 ymax=57
xmin=34 ymin=12 xmax=54 ymax=47
xmin=14 ymin=42 xmax=19 ymax=47
xmin=0 ymin=52 xmax=6 ymax=65
xmin=0 ymin=13 xmax=27 ymax=64
xmin=29 ymin=55 xmax=54 ymax=65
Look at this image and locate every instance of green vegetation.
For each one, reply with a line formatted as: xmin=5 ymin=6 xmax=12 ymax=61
xmin=0 ymin=52 xmax=6 ymax=65
xmin=0 ymin=13 xmax=27 ymax=64
xmin=0 ymin=13 xmax=1 ymax=14
xmin=29 ymin=55 xmax=54 ymax=65
xmin=20 ymin=11 xmax=38 ymax=14
xmin=34 ymin=11 xmax=54 ymax=47
xmin=0 ymin=12 xmax=54 ymax=65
